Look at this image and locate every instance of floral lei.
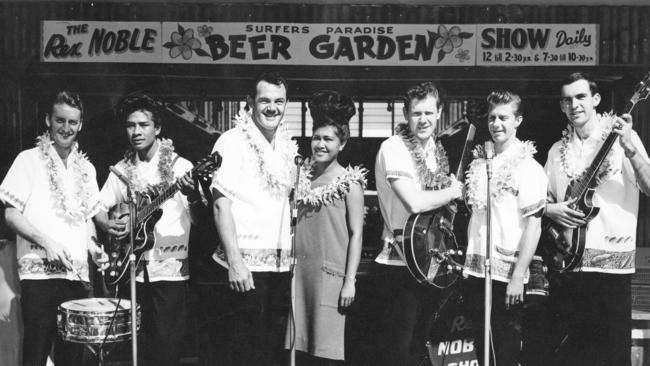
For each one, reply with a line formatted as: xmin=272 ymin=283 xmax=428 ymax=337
xmin=122 ymin=138 xmax=176 ymax=193
xmin=36 ymin=132 xmax=95 ymax=222
xmin=234 ymin=109 xmax=296 ymax=196
xmin=559 ymin=113 xmax=617 ymax=185
xmin=465 ymin=140 xmax=536 ymax=210
xmin=296 ymin=160 xmax=368 ymax=206
xmin=395 ymin=123 xmax=452 ymax=190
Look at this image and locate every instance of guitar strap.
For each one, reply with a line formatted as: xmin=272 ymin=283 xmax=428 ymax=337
xmin=142 ymin=154 xmax=184 ymax=285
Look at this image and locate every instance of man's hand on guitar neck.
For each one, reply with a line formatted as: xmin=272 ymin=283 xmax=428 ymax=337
xmin=614 ymin=113 xmax=637 ymax=157
xmin=545 ymin=199 xmax=587 ymax=228
xmin=178 ymin=172 xmax=201 ymax=202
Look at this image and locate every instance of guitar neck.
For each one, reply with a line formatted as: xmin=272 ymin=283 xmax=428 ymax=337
xmin=455 ymin=124 xmax=476 ymax=183
xmin=570 ymin=102 xmax=636 ymax=198
xmin=136 ymin=182 xmax=180 ymax=223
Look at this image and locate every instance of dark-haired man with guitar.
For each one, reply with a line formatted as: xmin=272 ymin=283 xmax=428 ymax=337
xmin=374 ymin=81 xmax=463 ymax=366
xmin=543 ymin=72 xmax=650 ymax=366
xmin=94 ymin=100 xmax=205 ymax=366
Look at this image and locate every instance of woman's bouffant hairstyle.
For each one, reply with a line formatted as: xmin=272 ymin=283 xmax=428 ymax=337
xmin=308 ymin=90 xmax=356 ymax=143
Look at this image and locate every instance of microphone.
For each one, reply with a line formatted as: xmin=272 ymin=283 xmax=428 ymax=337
xmin=109 ymin=166 xmax=131 ymax=186
xmin=294 ymin=154 xmax=304 ymax=166
xmin=484 ymin=141 xmax=494 ymax=180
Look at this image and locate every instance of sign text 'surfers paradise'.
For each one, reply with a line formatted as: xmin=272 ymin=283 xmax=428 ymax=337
xmin=41 ymin=21 xmax=598 ymax=66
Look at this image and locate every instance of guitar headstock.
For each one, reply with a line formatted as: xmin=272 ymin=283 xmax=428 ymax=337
xmin=194 ymin=151 xmax=222 ymax=181
xmin=629 ymin=71 xmax=650 ymax=110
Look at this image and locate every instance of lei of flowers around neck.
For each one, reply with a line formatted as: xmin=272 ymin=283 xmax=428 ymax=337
xmin=465 ymin=140 xmax=536 ymax=210
xmin=394 ymin=123 xmax=452 ymax=190
xmin=36 ymin=132 xmax=94 ymax=222
xmin=234 ymin=109 xmax=296 ymax=196
xmin=296 ymin=160 xmax=368 ymax=206
xmin=123 ymin=138 xmax=176 ymax=193
xmin=559 ymin=112 xmax=617 ymax=185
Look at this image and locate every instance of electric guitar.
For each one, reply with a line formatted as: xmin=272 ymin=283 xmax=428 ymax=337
xmin=541 ymin=72 xmax=650 ymax=272
xmin=104 ymin=151 xmax=221 ymax=285
xmin=401 ymin=121 xmax=476 ymax=288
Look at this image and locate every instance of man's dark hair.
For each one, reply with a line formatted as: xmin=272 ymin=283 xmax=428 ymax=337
xmin=403 ymin=81 xmax=444 ymax=115
xmin=48 ymin=90 xmax=84 ymax=122
xmin=309 ymin=90 xmax=356 ymax=143
xmin=487 ymin=90 xmax=524 ymax=117
xmin=248 ymin=72 xmax=289 ymax=100
xmin=561 ymin=72 xmax=598 ymax=96
xmin=117 ymin=96 xmax=161 ymax=127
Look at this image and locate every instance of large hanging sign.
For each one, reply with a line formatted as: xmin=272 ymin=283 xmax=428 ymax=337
xmin=476 ymin=24 xmax=598 ymax=66
xmin=41 ymin=21 xmax=597 ymax=66
xmin=41 ymin=21 xmax=162 ymax=63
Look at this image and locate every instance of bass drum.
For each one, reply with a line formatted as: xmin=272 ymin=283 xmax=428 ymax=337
xmin=402 ymin=202 xmax=466 ymax=288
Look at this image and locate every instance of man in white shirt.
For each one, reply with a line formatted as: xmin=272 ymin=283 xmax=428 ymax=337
xmin=209 ymin=72 xmax=297 ymax=365
xmin=463 ymin=91 xmax=547 ymax=365
xmin=94 ymin=97 xmax=202 ymax=366
xmin=1 ymin=91 xmax=108 ymax=366
xmin=374 ymin=82 xmax=463 ymax=365
xmin=543 ymin=72 xmax=650 ymax=366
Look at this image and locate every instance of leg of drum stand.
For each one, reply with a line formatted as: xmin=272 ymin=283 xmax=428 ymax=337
xmin=85 ymin=344 xmax=106 ymax=366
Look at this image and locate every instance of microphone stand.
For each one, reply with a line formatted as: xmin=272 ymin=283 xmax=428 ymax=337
xmin=108 ymin=166 xmax=138 ymax=366
xmin=483 ymin=142 xmax=494 ymax=366
xmin=127 ymin=183 xmax=138 ymax=366
xmin=288 ymin=155 xmax=303 ymax=366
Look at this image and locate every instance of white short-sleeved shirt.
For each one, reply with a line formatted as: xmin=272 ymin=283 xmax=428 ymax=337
xmin=99 ymin=143 xmax=193 ymax=282
xmin=210 ymin=120 xmax=297 ymax=272
xmin=374 ymin=134 xmax=445 ymax=266
xmin=0 ymin=145 xmax=101 ymax=281
xmin=545 ymin=118 xmax=650 ymax=274
xmin=464 ymin=140 xmax=547 ymax=283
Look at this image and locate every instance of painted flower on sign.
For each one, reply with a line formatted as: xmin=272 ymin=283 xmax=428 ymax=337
xmin=455 ymin=49 xmax=470 ymax=62
xmin=428 ymin=25 xmax=474 ymax=63
xmin=197 ymin=24 xmax=213 ymax=38
xmin=163 ymin=24 xmax=210 ymax=60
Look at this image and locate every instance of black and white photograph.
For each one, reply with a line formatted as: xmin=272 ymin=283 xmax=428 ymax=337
xmin=1 ymin=1 xmax=650 ymax=365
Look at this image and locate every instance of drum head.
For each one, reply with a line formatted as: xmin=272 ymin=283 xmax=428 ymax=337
xmin=61 ymin=298 xmax=132 ymax=312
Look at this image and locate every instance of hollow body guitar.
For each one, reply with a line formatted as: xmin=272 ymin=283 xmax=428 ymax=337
xmin=402 ymin=123 xmax=476 ymax=288
xmin=541 ymin=72 xmax=650 ymax=272
xmin=104 ymin=151 xmax=221 ymax=286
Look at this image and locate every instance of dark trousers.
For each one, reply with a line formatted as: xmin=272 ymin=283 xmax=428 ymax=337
xmin=21 ymin=279 xmax=88 ymax=366
xmin=463 ymin=277 xmax=523 ymax=366
xmin=118 ymin=280 xmax=188 ymax=366
xmin=377 ymin=265 xmax=441 ymax=366
xmin=551 ymin=272 xmax=632 ymax=366
xmin=196 ymin=271 xmax=291 ymax=366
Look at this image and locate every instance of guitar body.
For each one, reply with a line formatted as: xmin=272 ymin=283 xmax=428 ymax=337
xmin=133 ymin=208 xmax=163 ymax=254
xmin=401 ymin=123 xmax=476 ymax=288
xmin=402 ymin=202 xmax=464 ymax=288
xmin=540 ymin=182 xmax=598 ymax=272
xmin=104 ymin=207 xmax=163 ymax=286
